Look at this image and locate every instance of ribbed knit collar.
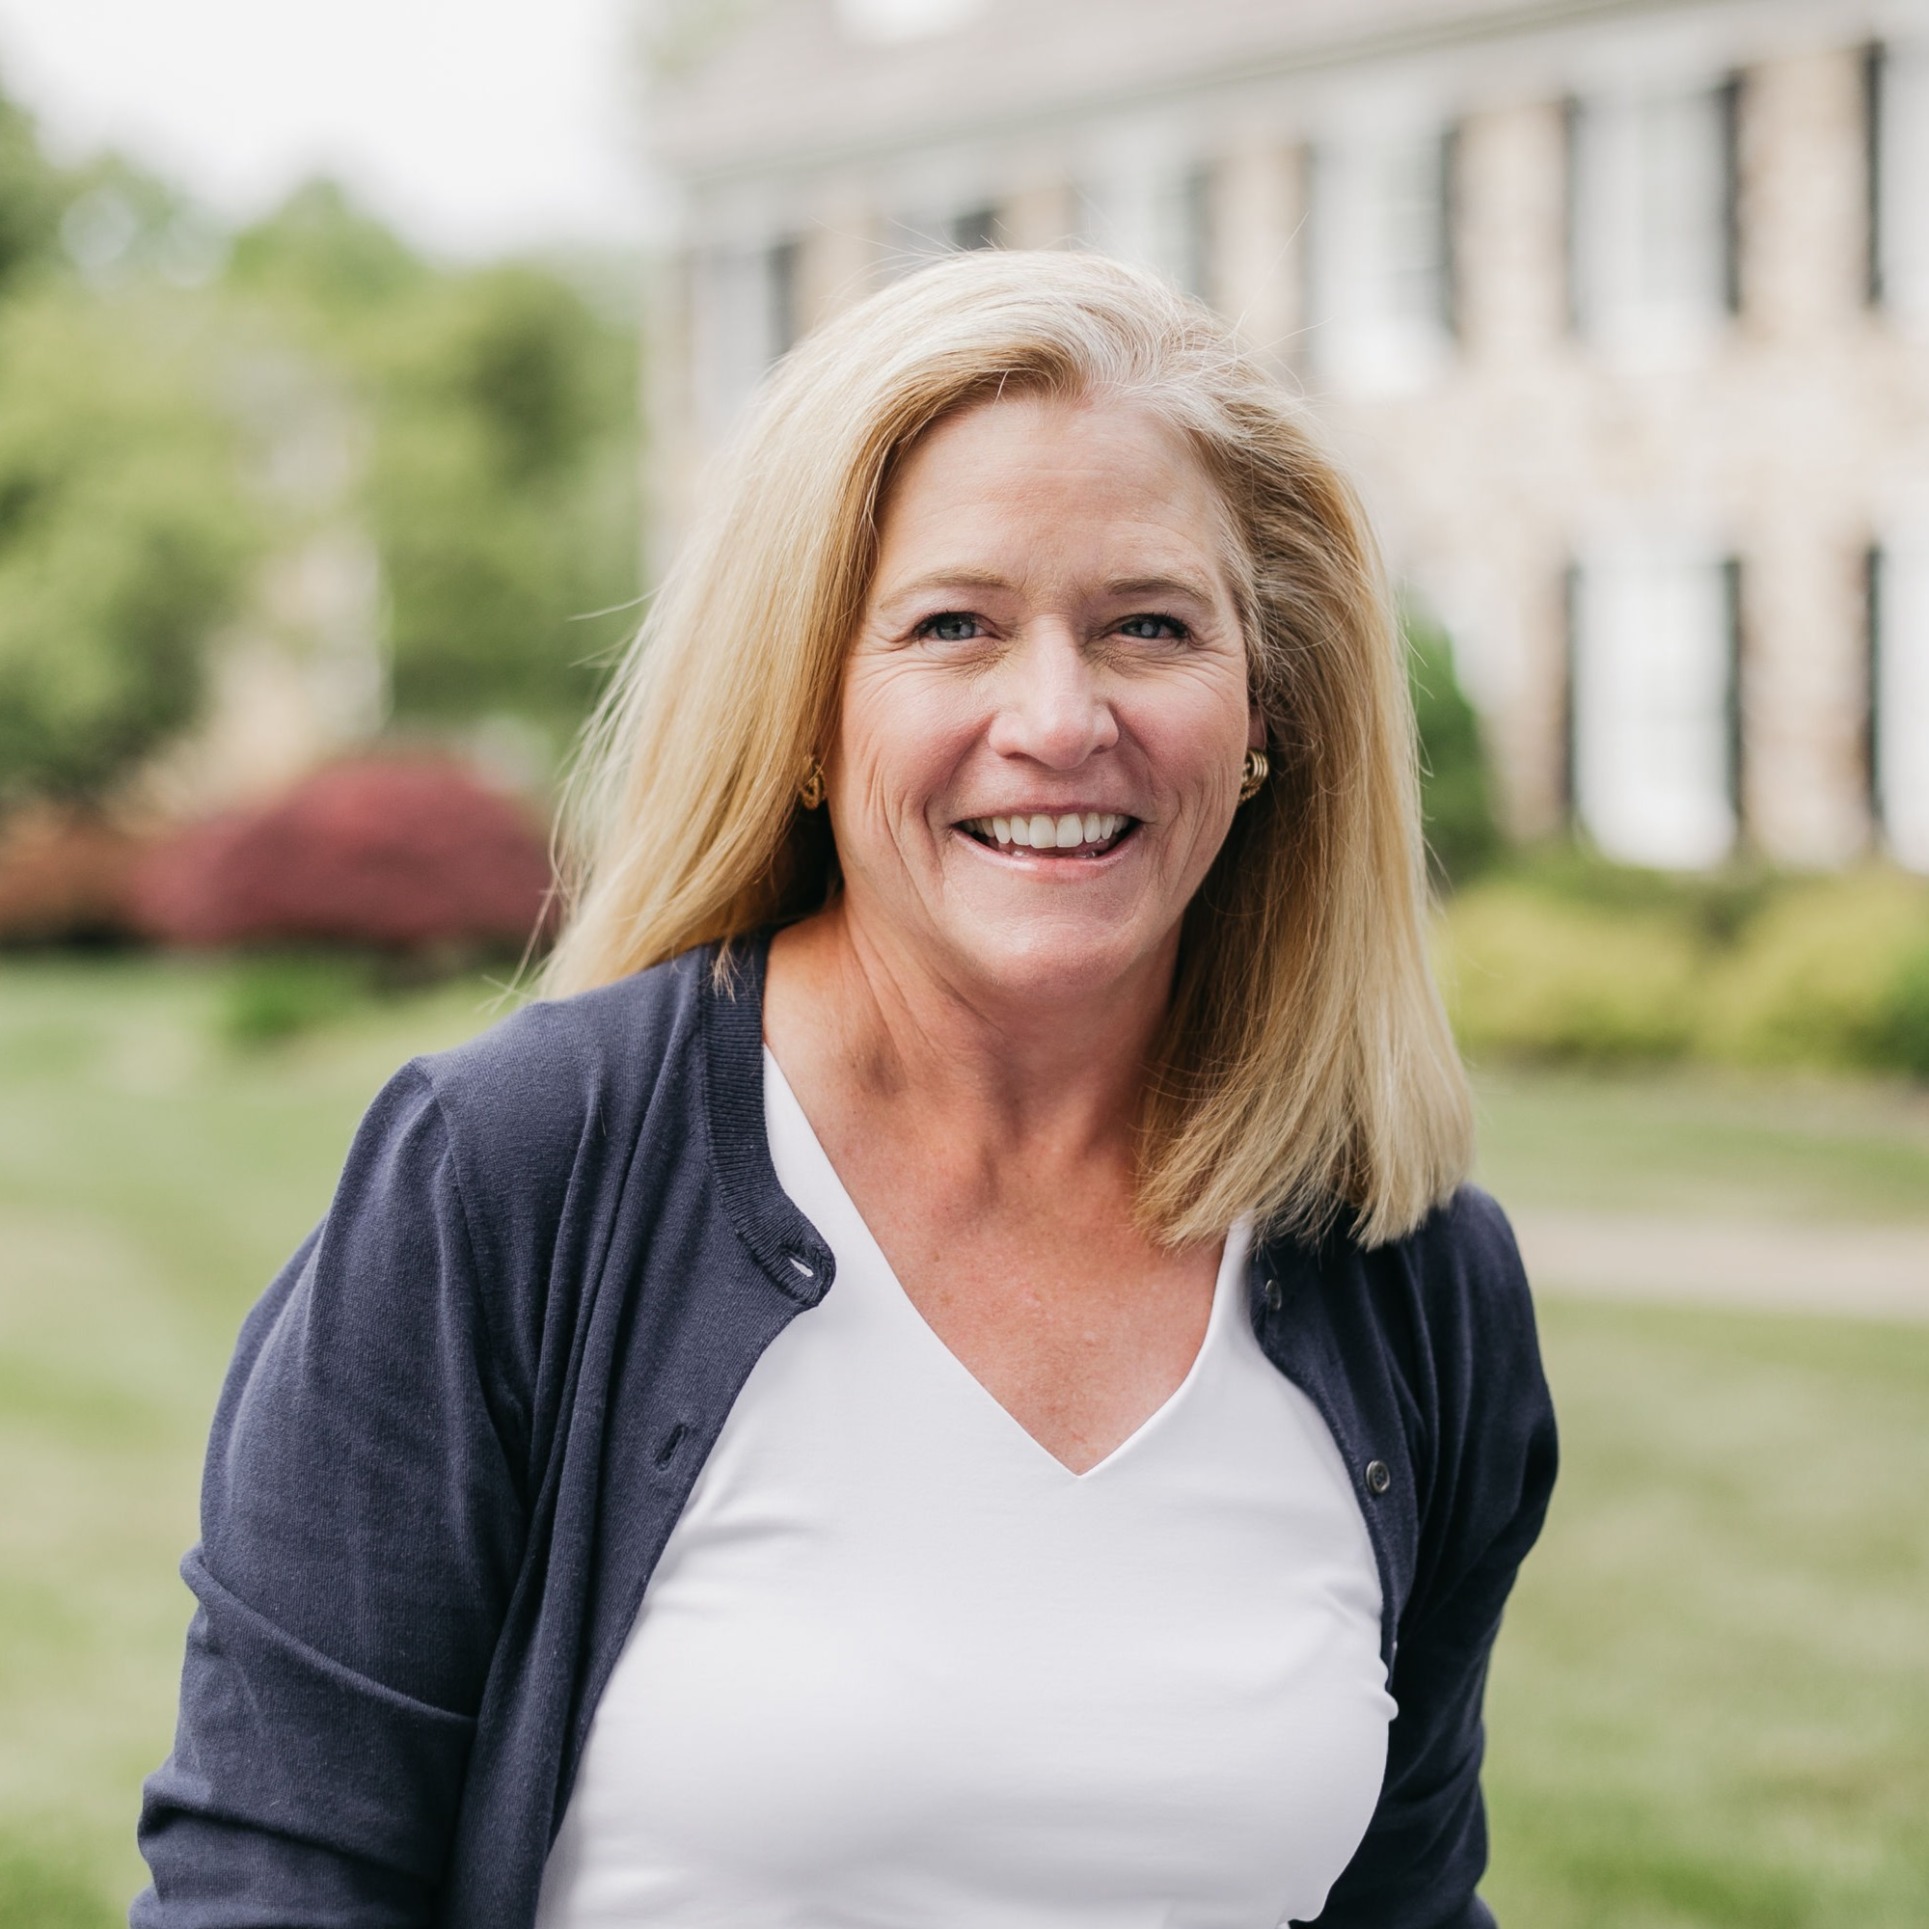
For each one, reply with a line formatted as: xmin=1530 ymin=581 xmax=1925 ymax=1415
xmin=699 ymin=931 xmax=838 ymax=1307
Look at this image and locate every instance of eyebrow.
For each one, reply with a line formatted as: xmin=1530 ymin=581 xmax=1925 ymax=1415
xmin=875 ymin=569 xmax=1013 ymax=602
xmin=1102 ymin=574 xmax=1219 ymax=605
xmin=874 ymin=569 xmax=1221 ymax=605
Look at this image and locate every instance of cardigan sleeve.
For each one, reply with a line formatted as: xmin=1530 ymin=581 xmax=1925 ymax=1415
xmin=134 ymin=1060 xmax=529 ymax=1928
xmin=1310 ymin=1190 xmax=1560 ymax=1929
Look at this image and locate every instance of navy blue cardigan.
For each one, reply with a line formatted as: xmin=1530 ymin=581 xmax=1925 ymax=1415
xmin=135 ymin=937 xmax=1557 ymax=1928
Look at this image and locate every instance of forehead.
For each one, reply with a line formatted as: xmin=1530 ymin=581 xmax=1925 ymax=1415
xmin=874 ymin=392 xmax=1235 ymax=578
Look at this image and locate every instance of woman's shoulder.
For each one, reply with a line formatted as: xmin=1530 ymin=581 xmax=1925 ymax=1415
xmin=1397 ymin=1183 xmax=1533 ymax=1318
xmin=339 ymin=950 xmax=722 ymax=1276
xmin=1269 ymin=1183 xmax=1549 ymax=1465
xmin=1365 ymin=1183 xmax=1545 ymax=1396
xmin=413 ymin=949 xmax=712 ymax=1144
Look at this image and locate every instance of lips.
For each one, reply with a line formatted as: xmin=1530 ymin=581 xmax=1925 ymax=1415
xmin=958 ymin=811 xmax=1135 ymax=857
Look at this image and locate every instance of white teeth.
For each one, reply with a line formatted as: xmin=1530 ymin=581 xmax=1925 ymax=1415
xmin=967 ymin=811 xmax=1130 ymax=850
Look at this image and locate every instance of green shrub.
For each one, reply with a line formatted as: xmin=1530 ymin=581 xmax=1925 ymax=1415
xmin=1500 ymin=843 xmax=1776 ymax=945
xmin=1875 ymin=940 xmax=1929 ymax=1079
xmin=1440 ymin=877 xmax=1705 ymax=1063
xmin=1406 ymin=613 xmax=1501 ymax=889
xmin=218 ymin=952 xmax=374 ymax=1046
xmin=1439 ymin=861 xmax=1929 ymax=1079
xmin=1699 ymin=871 xmax=1929 ymax=1072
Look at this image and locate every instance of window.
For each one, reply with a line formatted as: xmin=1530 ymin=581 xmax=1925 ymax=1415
xmin=950 ymin=205 xmax=999 ymax=252
xmin=692 ymin=237 xmax=800 ymax=437
xmin=1308 ymin=125 xmax=1454 ymax=392
xmin=1570 ymin=82 xmax=1736 ymax=353
xmin=1870 ymin=543 xmax=1929 ymax=870
xmin=1078 ymin=162 xmax=1201 ymax=290
xmin=1569 ymin=547 xmax=1741 ymax=867
xmin=1873 ymin=40 xmax=1929 ymax=320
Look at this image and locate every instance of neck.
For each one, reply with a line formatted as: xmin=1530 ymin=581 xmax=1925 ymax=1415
xmin=766 ymin=899 xmax=1177 ymax=1165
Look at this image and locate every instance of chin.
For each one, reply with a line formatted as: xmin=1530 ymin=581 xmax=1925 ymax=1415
xmin=937 ymin=904 xmax=1167 ymax=1002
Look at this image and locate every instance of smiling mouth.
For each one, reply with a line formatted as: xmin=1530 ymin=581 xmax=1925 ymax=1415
xmin=958 ymin=811 xmax=1136 ymax=858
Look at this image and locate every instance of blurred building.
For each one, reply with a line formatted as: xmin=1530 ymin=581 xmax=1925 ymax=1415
xmin=645 ymin=0 xmax=1929 ymax=872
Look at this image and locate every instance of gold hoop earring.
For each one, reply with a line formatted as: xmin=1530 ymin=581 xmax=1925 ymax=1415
xmin=798 ymin=759 xmax=826 ymax=811
xmin=1238 ymin=747 xmax=1269 ymax=804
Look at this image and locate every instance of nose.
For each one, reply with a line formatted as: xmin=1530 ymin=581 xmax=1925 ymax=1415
xmin=984 ymin=623 xmax=1119 ymax=770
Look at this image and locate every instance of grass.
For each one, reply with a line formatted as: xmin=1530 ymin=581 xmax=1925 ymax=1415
xmin=1 ymin=955 xmax=1926 ymax=1924
xmin=0 ymin=955 xmax=500 ymax=1922
xmin=1482 ymin=1301 xmax=1929 ymax=1926
xmin=1470 ymin=1062 xmax=1929 ymax=1225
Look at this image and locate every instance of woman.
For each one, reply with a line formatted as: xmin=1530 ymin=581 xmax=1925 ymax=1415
xmin=137 ymin=250 xmax=1556 ymax=1928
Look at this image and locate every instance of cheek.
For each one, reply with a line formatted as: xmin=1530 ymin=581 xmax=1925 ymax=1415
xmin=1123 ymin=671 xmax=1252 ymax=790
xmin=835 ymin=661 xmax=979 ymax=814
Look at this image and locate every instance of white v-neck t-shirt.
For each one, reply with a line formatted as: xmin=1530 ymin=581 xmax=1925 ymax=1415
xmin=535 ymin=1051 xmax=1394 ymax=1929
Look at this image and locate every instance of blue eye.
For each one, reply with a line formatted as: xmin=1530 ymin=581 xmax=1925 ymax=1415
xmin=1118 ymin=613 xmax=1188 ymax=642
xmin=915 ymin=611 xmax=981 ymax=642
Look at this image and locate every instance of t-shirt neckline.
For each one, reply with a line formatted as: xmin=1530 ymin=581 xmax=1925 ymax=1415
xmin=759 ymin=1043 xmax=1250 ymax=1484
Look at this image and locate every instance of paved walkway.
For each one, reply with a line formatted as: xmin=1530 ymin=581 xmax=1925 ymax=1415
xmin=1511 ymin=1210 xmax=1929 ymax=1323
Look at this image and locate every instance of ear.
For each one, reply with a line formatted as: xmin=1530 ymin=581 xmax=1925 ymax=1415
xmin=1247 ymin=702 xmax=1266 ymax=752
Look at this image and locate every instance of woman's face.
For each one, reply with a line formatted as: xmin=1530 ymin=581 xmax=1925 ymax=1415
xmin=828 ymin=392 xmax=1261 ymax=1007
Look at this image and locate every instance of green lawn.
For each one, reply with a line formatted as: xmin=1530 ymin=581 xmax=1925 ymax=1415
xmin=2 ymin=956 xmax=1926 ymax=1925
xmin=1471 ymin=1062 xmax=1929 ymax=1225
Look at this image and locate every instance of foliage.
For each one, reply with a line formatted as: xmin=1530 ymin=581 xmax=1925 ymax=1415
xmin=1443 ymin=877 xmax=1705 ymax=1062
xmin=0 ymin=74 xmax=642 ymax=817
xmin=1440 ymin=863 xmax=1929 ymax=1078
xmin=367 ymin=266 xmax=639 ymax=727
xmin=218 ymin=952 xmax=379 ymax=1045
xmin=1880 ymin=942 xmax=1929 ymax=1080
xmin=0 ymin=804 xmax=140 ymax=945
xmin=1406 ymin=611 xmax=1500 ymax=889
xmin=1695 ymin=871 xmax=1929 ymax=1070
xmin=131 ymin=755 xmax=555 ymax=953
xmin=225 ymin=179 xmax=427 ymax=319
xmin=0 ymin=285 xmax=259 ymax=802
xmin=0 ymin=85 xmax=63 ymax=292
xmin=1495 ymin=842 xmax=1776 ymax=945
xmin=228 ymin=185 xmax=641 ymax=738
xmin=54 ymin=155 xmax=230 ymax=291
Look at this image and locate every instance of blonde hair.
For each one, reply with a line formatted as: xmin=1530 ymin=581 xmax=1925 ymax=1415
xmin=544 ymin=249 xmax=1471 ymax=1247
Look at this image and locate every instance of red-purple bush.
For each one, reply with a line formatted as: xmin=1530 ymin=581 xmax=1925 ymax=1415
xmin=133 ymin=756 xmax=556 ymax=953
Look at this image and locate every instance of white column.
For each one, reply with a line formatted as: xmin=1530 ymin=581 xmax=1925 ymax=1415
xmin=1211 ymin=142 xmax=1305 ymax=367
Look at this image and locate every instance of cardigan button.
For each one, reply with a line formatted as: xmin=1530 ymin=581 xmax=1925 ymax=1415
xmin=1263 ymin=1276 xmax=1283 ymax=1312
xmin=1364 ymin=1459 xmax=1392 ymax=1496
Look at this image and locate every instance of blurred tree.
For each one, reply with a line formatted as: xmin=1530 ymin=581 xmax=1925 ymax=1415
xmin=1406 ymin=608 xmax=1502 ymax=889
xmin=0 ymin=287 xmax=260 ymax=802
xmin=57 ymin=153 xmax=230 ymax=289
xmin=227 ymin=179 xmax=428 ymax=321
xmin=0 ymin=83 xmax=63 ymax=291
xmin=368 ymin=264 xmax=639 ymax=726
xmin=230 ymin=186 xmax=641 ymax=740
xmin=0 ymin=124 xmax=639 ymax=811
